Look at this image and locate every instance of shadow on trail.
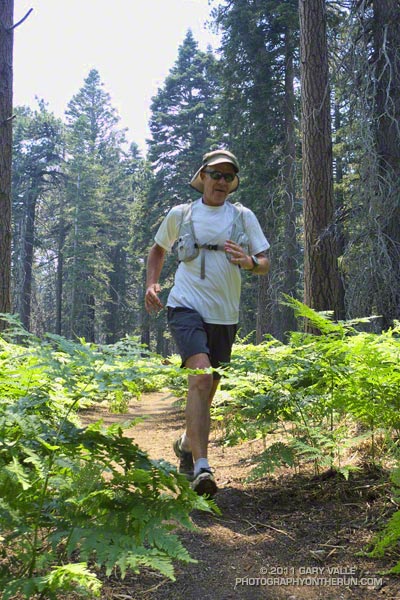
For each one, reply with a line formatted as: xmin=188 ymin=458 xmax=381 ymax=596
xmin=111 ymin=470 xmax=394 ymax=600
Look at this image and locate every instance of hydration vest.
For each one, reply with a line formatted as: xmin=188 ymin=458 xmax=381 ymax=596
xmin=176 ymin=201 xmax=250 ymax=279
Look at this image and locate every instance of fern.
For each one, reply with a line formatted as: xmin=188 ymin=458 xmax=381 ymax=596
xmin=217 ymin=299 xmax=400 ymax=473
xmin=210 ymin=299 xmax=400 ymax=573
xmin=246 ymin=442 xmax=296 ymax=481
xmin=365 ymin=466 xmax=400 ymax=572
xmin=2 ymin=564 xmax=102 ymax=600
xmin=0 ymin=326 xmax=214 ymax=599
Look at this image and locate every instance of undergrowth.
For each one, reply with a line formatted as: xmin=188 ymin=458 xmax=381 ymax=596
xmin=1 ymin=299 xmax=399 ymax=593
xmin=211 ymin=298 xmax=400 ymax=571
xmin=0 ymin=319 xmax=214 ymax=599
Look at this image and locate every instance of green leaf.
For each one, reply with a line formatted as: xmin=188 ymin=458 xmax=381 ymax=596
xmin=4 ymin=456 xmax=32 ymax=491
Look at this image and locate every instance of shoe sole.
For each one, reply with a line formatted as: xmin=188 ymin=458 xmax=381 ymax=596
xmin=192 ymin=476 xmax=217 ymax=497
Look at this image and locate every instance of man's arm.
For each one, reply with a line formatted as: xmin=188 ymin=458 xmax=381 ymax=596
xmin=145 ymin=243 xmax=166 ymax=313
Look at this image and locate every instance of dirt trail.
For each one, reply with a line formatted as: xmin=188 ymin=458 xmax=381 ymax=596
xmin=81 ymin=392 xmax=399 ymax=600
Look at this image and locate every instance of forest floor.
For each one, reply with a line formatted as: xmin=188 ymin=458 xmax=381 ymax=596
xmin=80 ymin=391 xmax=400 ymax=600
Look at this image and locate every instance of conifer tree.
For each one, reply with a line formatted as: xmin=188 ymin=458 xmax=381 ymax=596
xmin=336 ymin=1 xmax=400 ymax=328
xmin=11 ymin=103 xmax=65 ymax=331
xmin=370 ymin=0 xmax=400 ymax=327
xmin=213 ymin=0 xmax=300 ymax=340
xmin=148 ymin=30 xmax=221 ymax=206
xmin=299 ymin=0 xmax=342 ymax=323
xmin=0 ymin=0 xmax=14 ymax=327
xmin=64 ymin=69 xmax=129 ymax=341
xmin=126 ymin=146 xmax=155 ymax=348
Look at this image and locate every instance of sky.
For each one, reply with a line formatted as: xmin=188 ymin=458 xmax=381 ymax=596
xmin=13 ymin=0 xmax=221 ymax=154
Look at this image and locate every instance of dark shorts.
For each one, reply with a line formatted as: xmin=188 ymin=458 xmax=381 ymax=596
xmin=167 ymin=307 xmax=237 ymax=380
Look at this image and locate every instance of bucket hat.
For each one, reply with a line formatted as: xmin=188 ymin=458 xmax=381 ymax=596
xmin=190 ymin=149 xmax=240 ymax=194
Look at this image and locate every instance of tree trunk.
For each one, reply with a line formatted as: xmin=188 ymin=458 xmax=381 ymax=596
xmin=104 ymin=245 xmax=126 ymax=344
xmin=139 ymin=266 xmax=150 ymax=349
xmin=156 ymin=319 xmax=164 ymax=355
xmin=372 ymin=0 xmax=400 ymax=327
xmin=77 ymin=293 xmax=95 ymax=342
xmin=256 ymin=274 xmax=270 ymax=343
xmin=334 ymin=98 xmax=346 ymax=320
xmin=20 ymin=192 xmax=36 ymax=330
xmin=299 ymin=0 xmax=341 ymax=324
xmin=256 ymin=27 xmax=299 ymax=344
xmin=0 ymin=1 xmax=14 ymax=330
xmin=87 ymin=295 xmax=95 ymax=342
xmin=68 ymin=180 xmax=79 ymax=339
xmin=55 ymin=201 xmax=65 ymax=336
xmin=281 ymin=27 xmax=299 ymax=337
xmin=140 ymin=313 xmax=150 ymax=350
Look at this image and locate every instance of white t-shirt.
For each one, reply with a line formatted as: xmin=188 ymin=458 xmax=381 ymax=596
xmin=155 ymin=198 xmax=270 ymax=324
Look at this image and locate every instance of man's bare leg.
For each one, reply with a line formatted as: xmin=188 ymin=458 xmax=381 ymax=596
xmin=184 ymin=353 xmax=213 ymax=461
xmin=183 ymin=354 xmax=218 ymax=495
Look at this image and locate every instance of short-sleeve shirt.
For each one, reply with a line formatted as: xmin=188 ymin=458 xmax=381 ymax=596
xmin=155 ymin=198 xmax=270 ymax=324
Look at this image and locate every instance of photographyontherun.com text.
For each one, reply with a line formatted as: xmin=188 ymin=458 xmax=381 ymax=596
xmin=234 ymin=566 xmax=383 ymax=589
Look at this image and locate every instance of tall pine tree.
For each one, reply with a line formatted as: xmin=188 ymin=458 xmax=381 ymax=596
xmin=335 ymin=1 xmax=400 ymax=328
xmin=11 ymin=103 xmax=65 ymax=332
xmin=0 ymin=0 xmax=14 ymax=326
xmin=213 ymin=0 xmax=301 ymax=340
xmin=64 ymin=69 xmax=129 ymax=341
xmin=299 ymin=0 xmax=342 ymax=324
xmin=148 ymin=30 xmax=221 ymax=202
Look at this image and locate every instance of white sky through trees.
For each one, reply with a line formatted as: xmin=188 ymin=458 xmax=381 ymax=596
xmin=13 ymin=0 xmax=220 ymax=154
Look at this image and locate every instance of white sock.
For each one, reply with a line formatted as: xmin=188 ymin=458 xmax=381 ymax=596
xmin=194 ymin=458 xmax=210 ymax=477
xmin=180 ymin=432 xmax=191 ymax=452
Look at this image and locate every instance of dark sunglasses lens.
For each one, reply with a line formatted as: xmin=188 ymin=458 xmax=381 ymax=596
xmin=208 ymin=170 xmax=235 ymax=183
xmin=223 ymin=173 xmax=235 ymax=183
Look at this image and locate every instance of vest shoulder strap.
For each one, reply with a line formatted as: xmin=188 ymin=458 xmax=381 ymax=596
xmin=178 ymin=201 xmax=192 ymax=227
xmin=231 ymin=201 xmax=247 ymax=236
xmin=178 ymin=202 xmax=198 ymax=240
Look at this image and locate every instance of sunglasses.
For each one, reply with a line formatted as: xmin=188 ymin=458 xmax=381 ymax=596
xmin=204 ymin=169 xmax=236 ymax=183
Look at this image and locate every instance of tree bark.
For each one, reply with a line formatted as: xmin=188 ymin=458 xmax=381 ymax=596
xmin=0 ymin=1 xmax=14 ymax=329
xmin=334 ymin=98 xmax=346 ymax=321
xmin=140 ymin=268 xmax=150 ymax=349
xmin=256 ymin=274 xmax=271 ymax=343
xmin=104 ymin=245 xmax=126 ymax=344
xmin=372 ymin=0 xmax=400 ymax=327
xmin=299 ymin=0 xmax=341 ymax=324
xmin=21 ymin=192 xmax=36 ymax=330
xmin=55 ymin=200 xmax=65 ymax=336
xmin=281 ymin=27 xmax=299 ymax=337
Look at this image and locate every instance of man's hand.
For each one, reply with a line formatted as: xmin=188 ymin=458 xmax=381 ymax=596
xmin=145 ymin=244 xmax=166 ymax=313
xmin=224 ymin=240 xmax=270 ymax=274
xmin=224 ymin=240 xmax=253 ymax=269
xmin=145 ymin=283 xmax=164 ymax=313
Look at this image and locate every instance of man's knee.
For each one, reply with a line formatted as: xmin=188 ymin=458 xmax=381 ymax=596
xmin=188 ymin=372 xmax=214 ymax=395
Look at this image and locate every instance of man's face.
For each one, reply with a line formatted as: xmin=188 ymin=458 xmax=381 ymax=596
xmin=200 ymin=162 xmax=236 ymax=206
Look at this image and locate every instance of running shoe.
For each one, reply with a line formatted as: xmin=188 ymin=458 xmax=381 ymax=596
xmin=173 ymin=435 xmax=194 ymax=480
xmin=191 ymin=468 xmax=217 ymax=497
